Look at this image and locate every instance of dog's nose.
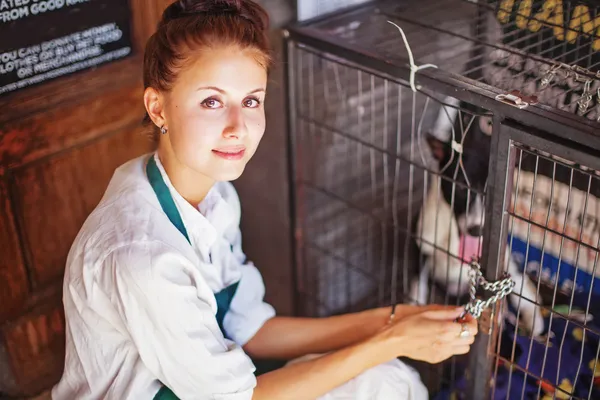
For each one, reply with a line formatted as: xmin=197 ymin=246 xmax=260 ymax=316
xmin=467 ymin=225 xmax=484 ymax=237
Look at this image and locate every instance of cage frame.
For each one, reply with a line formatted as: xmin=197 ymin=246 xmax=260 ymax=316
xmin=283 ymin=1 xmax=600 ymax=399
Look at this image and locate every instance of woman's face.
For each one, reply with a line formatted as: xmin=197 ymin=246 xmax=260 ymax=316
xmin=161 ymin=46 xmax=267 ymax=182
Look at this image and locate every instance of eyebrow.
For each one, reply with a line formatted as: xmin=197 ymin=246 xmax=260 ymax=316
xmin=197 ymin=86 xmax=265 ymax=95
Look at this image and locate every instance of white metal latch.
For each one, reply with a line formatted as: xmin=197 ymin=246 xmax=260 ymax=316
xmin=495 ymin=90 xmax=538 ymax=109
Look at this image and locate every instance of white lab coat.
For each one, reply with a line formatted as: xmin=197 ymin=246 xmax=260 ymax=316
xmin=52 ymin=153 xmax=428 ymax=400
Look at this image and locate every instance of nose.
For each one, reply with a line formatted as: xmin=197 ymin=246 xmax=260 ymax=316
xmin=467 ymin=225 xmax=483 ymax=237
xmin=223 ymin=106 xmax=247 ymax=139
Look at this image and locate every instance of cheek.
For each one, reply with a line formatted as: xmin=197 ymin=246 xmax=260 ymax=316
xmin=247 ymin=112 xmax=266 ymax=142
xmin=170 ymin=105 xmax=221 ymax=143
xmin=170 ymin=116 xmax=221 ymax=161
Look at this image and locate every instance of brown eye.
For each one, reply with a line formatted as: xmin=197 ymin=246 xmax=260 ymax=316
xmin=244 ymin=97 xmax=260 ymax=108
xmin=201 ymin=98 xmax=222 ymax=109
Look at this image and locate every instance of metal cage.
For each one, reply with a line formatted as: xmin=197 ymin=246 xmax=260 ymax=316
xmin=284 ymin=1 xmax=600 ymax=399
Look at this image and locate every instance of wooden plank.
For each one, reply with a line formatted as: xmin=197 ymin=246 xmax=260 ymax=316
xmin=0 ymin=294 xmax=64 ymax=397
xmin=0 ymin=178 xmax=29 ymax=323
xmin=0 ymin=1 xmax=172 ymax=397
xmin=0 ymin=82 xmax=145 ymax=172
xmin=0 ymin=56 xmax=143 ymax=127
xmin=130 ymin=0 xmax=171 ymax=50
xmin=12 ymin=126 xmax=153 ymax=289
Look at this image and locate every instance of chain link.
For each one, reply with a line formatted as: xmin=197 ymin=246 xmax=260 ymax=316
xmin=537 ymin=62 xmax=600 ymax=118
xmin=461 ymin=259 xmax=515 ymax=320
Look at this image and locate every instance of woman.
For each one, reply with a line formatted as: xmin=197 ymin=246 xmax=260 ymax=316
xmin=52 ymin=1 xmax=478 ymax=399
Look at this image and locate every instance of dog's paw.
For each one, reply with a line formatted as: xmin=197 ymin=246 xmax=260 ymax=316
xmin=510 ymin=295 xmax=545 ymax=337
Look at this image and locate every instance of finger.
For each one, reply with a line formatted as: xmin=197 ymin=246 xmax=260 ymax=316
xmin=439 ymin=332 xmax=476 ymax=345
xmin=458 ymin=312 xmax=475 ymax=322
xmin=444 ymin=333 xmax=476 ymax=345
xmin=440 ymin=321 xmax=477 ymax=341
xmin=466 ymin=319 xmax=479 ymax=335
xmin=426 ymin=304 xmax=462 ymax=312
xmin=459 ymin=319 xmax=478 ymax=335
xmin=453 ymin=320 xmax=478 ymax=336
xmin=452 ymin=335 xmax=476 ymax=346
xmin=439 ymin=327 xmax=463 ymax=342
xmin=421 ymin=307 xmax=465 ymax=321
xmin=452 ymin=345 xmax=472 ymax=355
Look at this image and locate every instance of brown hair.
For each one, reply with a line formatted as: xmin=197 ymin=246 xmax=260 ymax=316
xmin=142 ymin=0 xmax=272 ymax=136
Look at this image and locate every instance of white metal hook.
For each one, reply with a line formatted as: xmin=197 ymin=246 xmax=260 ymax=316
xmin=387 ymin=21 xmax=438 ymax=92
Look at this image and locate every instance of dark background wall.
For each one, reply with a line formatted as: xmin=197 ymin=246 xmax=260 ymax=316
xmin=235 ymin=0 xmax=296 ymax=316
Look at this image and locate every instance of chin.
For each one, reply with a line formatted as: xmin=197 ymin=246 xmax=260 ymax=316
xmin=213 ymin=167 xmax=245 ymax=182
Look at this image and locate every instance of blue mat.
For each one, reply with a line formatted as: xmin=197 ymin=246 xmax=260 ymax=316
xmin=434 ymin=292 xmax=600 ymax=399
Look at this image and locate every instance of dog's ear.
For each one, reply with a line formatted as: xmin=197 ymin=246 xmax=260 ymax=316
xmin=426 ymin=133 xmax=447 ymax=161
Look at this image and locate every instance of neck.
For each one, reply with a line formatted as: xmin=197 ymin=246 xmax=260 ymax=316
xmin=157 ymin=145 xmax=214 ymax=207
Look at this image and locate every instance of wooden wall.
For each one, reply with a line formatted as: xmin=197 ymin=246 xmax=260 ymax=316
xmin=0 ymin=1 xmax=172 ymax=396
xmin=0 ymin=1 xmax=296 ymax=397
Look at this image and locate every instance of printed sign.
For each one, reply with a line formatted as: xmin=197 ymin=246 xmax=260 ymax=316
xmin=0 ymin=0 xmax=133 ymax=96
xmin=484 ymin=0 xmax=600 ymax=121
xmin=479 ymin=1 xmax=600 ymax=294
xmin=509 ymin=153 xmax=600 ymax=296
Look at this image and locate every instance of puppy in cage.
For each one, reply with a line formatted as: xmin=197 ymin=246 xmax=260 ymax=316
xmin=411 ymin=98 xmax=545 ymax=337
xmin=288 ymin=0 xmax=600 ymax=397
xmin=415 ymin=99 xmax=600 ymax=400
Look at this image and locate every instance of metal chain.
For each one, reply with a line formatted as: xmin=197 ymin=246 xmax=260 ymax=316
xmin=538 ymin=63 xmax=599 ymax=118
xmin=597 ymin=88 xmax=600 ymax=123
xmin=462 ymin=260 xmax=516 ymax=320
xmin=502 ymin=63 xmax=599 ymax=118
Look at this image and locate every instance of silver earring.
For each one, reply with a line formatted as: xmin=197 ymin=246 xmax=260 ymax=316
xmin=160 ymin=125 xmax=167 ymax=135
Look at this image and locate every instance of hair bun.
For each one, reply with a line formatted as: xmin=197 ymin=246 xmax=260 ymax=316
xmin=178 ymin=0 xmax=242 ymax=16
xmin=161 ymin=0 xmax=267 ymax=32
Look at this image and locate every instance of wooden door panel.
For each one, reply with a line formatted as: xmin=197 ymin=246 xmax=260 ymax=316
xmin=0 ymin=179 xmax=29 ymax=322
xmin=0 ymin=1 xmax=174 ymax=396
xmin=0 ymin=57 xmax=142 ymax=128
xmin=0 ymin=81 xmax=143 ymax=171
xmin=0 ymin=293 xmax=64 ymax=397
xmin=13 ymin=124 xmax=153 ymax=288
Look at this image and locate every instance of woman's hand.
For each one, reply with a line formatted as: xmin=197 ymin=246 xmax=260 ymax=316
xmin=379 ymin=303 xmax=470 ymax=324
xmin=252 ymin=307 xmax=477 ymax=400
xmin=375 ymin=307 xmax=478 ymax=364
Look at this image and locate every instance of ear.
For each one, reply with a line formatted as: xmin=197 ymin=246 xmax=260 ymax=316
xmin=426 ymin=133 xmax=448 ymax=161
xmin=144 ymin=87 xmax=166 ymax=128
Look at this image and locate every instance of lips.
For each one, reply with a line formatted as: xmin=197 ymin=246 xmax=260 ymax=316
xmin=212 ymin=146 xmax=246 ymax=161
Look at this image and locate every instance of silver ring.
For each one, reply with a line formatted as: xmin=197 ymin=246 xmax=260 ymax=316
xmin=459 ymin=323 xmax=470 ymax=338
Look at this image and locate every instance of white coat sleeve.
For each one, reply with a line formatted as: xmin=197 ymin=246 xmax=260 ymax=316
xmin=100 ymin=240 xmax=256 ymax=400
xmin=217 ymin=182 xmax=276 ymax=347
xmin=223 ymin=228 xmax=276 ymax=347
